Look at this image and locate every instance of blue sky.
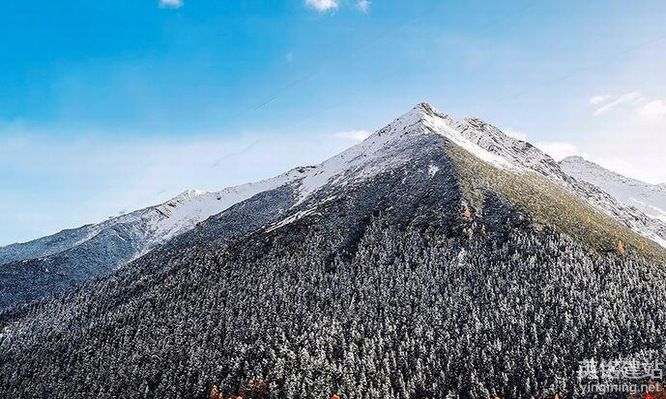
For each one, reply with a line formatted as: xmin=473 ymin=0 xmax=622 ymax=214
xmin=1 ymin=0 xmax=666 ymax=244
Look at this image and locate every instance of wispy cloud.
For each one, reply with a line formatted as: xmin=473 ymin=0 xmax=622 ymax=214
xmin=357 ymin=0 xmax=371 ymax=13
xmin=589 ymin=95 xmax=612 ymax=105
xmin=159 ymin=0 xmax=183 ymax=9
xmin=592 ymin=92 xmax=643 ymax=116
xmin=285 ymin=51 xmax=294 ymax=63
xmin=590 ymin=92 xmax=666 ymax=122
xmin=305 ymin=0 xmax=338 ymax=12
xmin=535 ymin=141 xmax=584 ymax=161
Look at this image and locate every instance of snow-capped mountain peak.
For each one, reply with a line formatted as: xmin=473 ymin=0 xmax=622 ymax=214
xmin=373 ymin=103 xmax=666 ymax=249
xmin=369 ymin=102 xmax=564 ymax=177
xmin=403 ymin=101 xmax=454 ymax=123
xmin=291 ymin=102 xmax=520 ymax=204
xmin=5 ymin=102 xmax=664 ymax=260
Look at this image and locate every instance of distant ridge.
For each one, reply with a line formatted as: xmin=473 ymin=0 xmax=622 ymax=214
xmin=560 ymin=155 xmax=666 ymax=223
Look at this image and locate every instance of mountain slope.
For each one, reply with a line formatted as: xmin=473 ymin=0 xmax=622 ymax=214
xmin=441 ymin=109 xmax=666 ymax=248
xmin=560 ymin=155 xmax=666 ymax=222
xmin=1 ymin=104 xmax=666 ymax=399
xmin=0 ymin=170 xmax=308 ymax=309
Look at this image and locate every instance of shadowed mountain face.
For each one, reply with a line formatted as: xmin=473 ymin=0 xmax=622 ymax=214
xmin=0 ymin=222 xmax=147 ymax=309
xmin=1 ymin=105 xmax=666 ymax=399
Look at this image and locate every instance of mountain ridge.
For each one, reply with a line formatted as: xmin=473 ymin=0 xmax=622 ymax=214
xmin=0 ymin=167 xmax=310 ymax=309
xmin=560 ymin=155 xmax=666 ymax=223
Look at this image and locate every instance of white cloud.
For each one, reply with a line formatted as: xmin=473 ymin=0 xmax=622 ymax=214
xmin=334 ymin=130 xmax=370 ymax=142
xmin=285 ymin=51 xmax=294 ymax=63
xmin=502 ymin=117 xmax=663 ymax=184
xmin=159 ymin=0 xmax=183 ymax=9
xmin=590 ymin=91 xmax=666 ymax=122
xmin=304 ymin=0 xmax=367 ymax=14
xmin=305 ymin=0 xmax=338 ymax=12
xmin=593 ymin=92 xmax=643 ymax=116
xmin=535 ymin=141 xmax=584 ymax=161
xmin=578 ymin=90 xmax=666 ymax=183
xmin=589 ymin=95 xmax=612 ymax=105
xmin=504 ymin=128 xmax=528 ymax=141
xmin=357 ymin=0 xmax=371 ymax=13
xmin=638 ymin=99 xmax=666 ymax=120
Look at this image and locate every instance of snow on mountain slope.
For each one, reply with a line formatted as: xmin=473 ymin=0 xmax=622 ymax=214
xmin=453 ymin=117 xmax=569 ymax=181
xmin=0 ymin=168 xmax=309 ymax=269
xmin=273 ymin=102 xmax=666 ymax=249
xmin=403 ymin=106 xmax=666 ymax=249
xmin=0 ymin=167 xmax=311 ymax=309
xmin=145 ymin=169 xmax=308 ymax=249
xmin=295 ymin=103 xmax=518 ymax=200
xmin=560 ymin=156 xmax=666 ymax=222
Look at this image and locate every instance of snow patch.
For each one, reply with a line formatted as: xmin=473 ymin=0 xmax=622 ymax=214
xmin=147 ymin=168 xmax=310 ymax=246
xmin=266 ymin=208 xmax=320 ymax=233
xmin=422 ymin=113 xmax=520 ymax=171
